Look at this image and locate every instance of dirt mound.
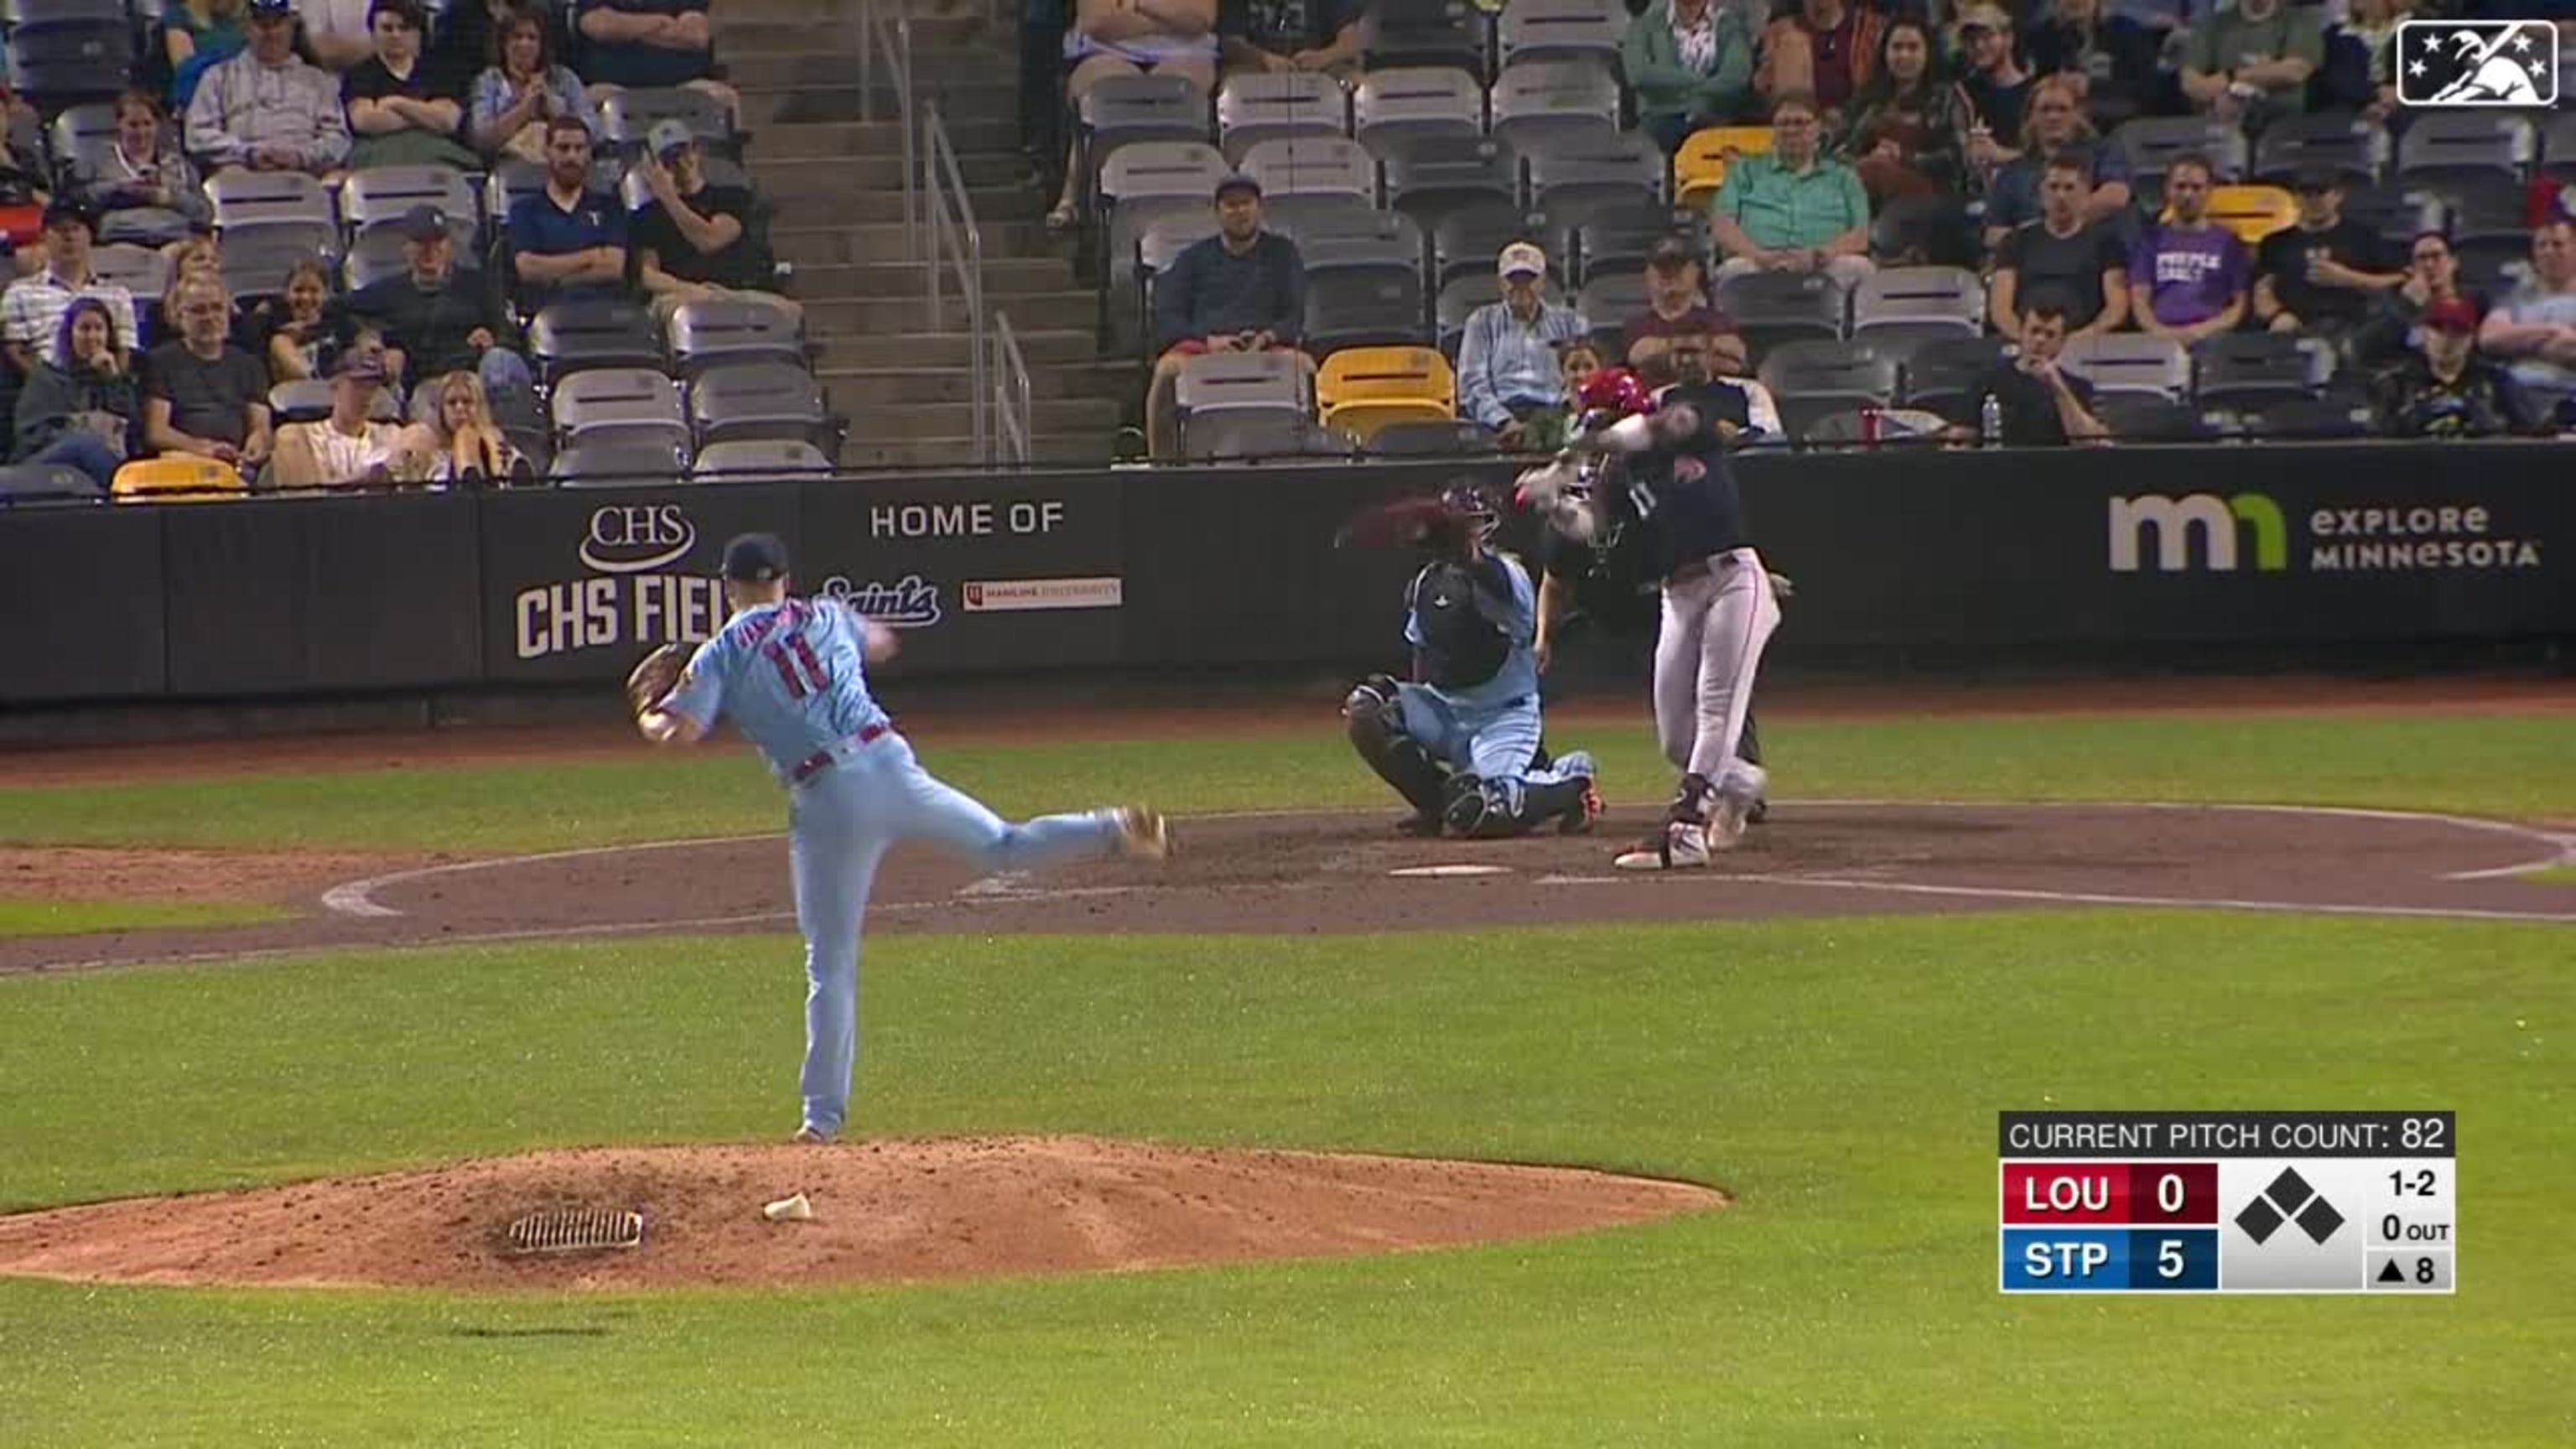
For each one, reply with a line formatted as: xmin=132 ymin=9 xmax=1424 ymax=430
xmin=0 ymin=1136 xmax=1725 ymax=1291
xmin=0 ymin=846 xmax=427 ymax=906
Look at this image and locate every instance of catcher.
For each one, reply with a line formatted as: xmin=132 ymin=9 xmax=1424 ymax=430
xmin=1336 ymin=482 xmax=1603 ymax=839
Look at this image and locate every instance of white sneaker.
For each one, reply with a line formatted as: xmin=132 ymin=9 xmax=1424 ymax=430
xmin=1613 ymin=822 xmax=1711 ymax=871
xmin=1709 ymin=765 xmax=1769 ymax=851
xmin=1114 ymin=805 xmax=1170 ymax=860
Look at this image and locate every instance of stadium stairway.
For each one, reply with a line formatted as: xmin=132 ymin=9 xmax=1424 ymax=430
xmin=719 ymin=0 xmax=1125 ymax=467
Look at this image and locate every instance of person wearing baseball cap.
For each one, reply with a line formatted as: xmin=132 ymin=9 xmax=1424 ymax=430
xmin=184 ymin=0 xmax=351 ymax=177
xmin=343 ymin=200 xmax=532 ymax=412
xmin=1456 ymin=242 xmax=1592 ymax=449
xmin=1143 ymin=171 xmax=1309 ymax=460
xmin=2 ymin=199 xmax=140 ymax=380
xmin=2252 ymin=164 xmax=2404 ymax=342
xmin=633 ymin=116 xmax=797 ymax=326
xmin=1954 ymin=3 xmax=2033 ymax=153
xmin=1622 ymin=235 xmax=1747 ymax=377
xmin=2369 ymin=293 xmax=2547 ymax=439
xmin=271 ymin=348 xmax=438 ymax=489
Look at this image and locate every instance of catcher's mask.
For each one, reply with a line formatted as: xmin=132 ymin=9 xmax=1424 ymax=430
xmin=1440 ymin=483 xmax=1500 ymax=545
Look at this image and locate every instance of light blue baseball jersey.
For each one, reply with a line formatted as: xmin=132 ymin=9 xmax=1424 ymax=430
xmin=1403 ymin=551 xmax=1540 ymax=714
xmin=662 ymin=598 xmax=890 ymax=781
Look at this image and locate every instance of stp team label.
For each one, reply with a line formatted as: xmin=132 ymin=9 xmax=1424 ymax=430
xmin=1997 ymin=1111 xmax=2456 ymax=1295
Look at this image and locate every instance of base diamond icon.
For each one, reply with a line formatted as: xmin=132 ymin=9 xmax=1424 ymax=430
xmin=2236 ymin=1196 xmax=2286 ymax=1244
xmin=2296 ymin=1196 xmax=2346 ymax=1244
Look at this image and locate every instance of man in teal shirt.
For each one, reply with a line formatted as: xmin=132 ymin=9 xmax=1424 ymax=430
xmin=1706 ymin=91 xmax=1874 ymax=288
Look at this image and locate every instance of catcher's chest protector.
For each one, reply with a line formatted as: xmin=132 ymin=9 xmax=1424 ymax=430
xmin=1408 ymin=560 xmax=1512 ymax=692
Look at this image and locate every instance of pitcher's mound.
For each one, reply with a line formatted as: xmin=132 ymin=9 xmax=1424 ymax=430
xmin=0 ymin=1135 xmax=1726 ymax=1291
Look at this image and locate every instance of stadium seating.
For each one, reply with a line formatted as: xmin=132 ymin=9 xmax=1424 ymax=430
xmin=1674 ymin=126 xmax=1772 ymax=210
xmin=340 ymin=167 xmax=480 ymax=250
xmin=1523 ymin=129 xmax=1665 ymax=227
xmin=112 ymin=455 xmax=242 ymax=501
xmin=2251 ymin=112 xmax=2389 ymax=187
xmin=1183 ymin=411 xmax=1360 ymax=462
xmin=1317 ymin=345 xmax=1457 ymax=442
xmin=692 ymin=439 xmax=834 ymax=482
xmin=552 ymin=367 xmax=691 ymax=450
xmin=552 ymin=439 xmax=694 ymax=487
xmin=600 ymin=86 xmax=738 ymax=160
xmin=1305 ymin=270 xmax=1431 ymax=354
xmin=2395 ymin=112 xmax=2536 ymax=185
xmin=666 ymin=299 xmax=808 ymax=379
xmin=1353 ymin=66 xmax=1485 ymax=151
xmin=1852 ymin=267 xmax=1987 ymax=351
xmin=1381 ymin=132 xmax=1522 ymax=225
xmin=4 ymin=0 xmax=135 ymax=109
xmin=1282 ymin=205 xmax=1426 ymax=293
xmin=2190 ymin=333 xmax=2334 ymax=406
xmin=1216 ymin=71 xmax=1348 ymax=164
xmin=1899 ymin=335 xmax=2007 ymax=422
xmin=688 ymin=361 xmax=835 ymax=450
xmin=1361 ymin=1 xmax=1488 ymax=75
xmin=1563 ymin=200 xmax=1701 ymax=285
xmin=1436 ymin=273 xmax=1500 ymax=357
xmin=2227 ymin=394 xmax=2377 ymax=441
xmin=1715 ymin=271 xmax=1848 ymax=361
xmin=0 ymin=461 xmax=101 ymax=505
xmin=1488 ymin=57 xmax=1621 ymax=149
xmin=1757 ymin=339 xmax=1900 ymax=441
xmin=1174 ymin=349 xmax=1314 ymax=455
xmin=527 ymin=299 xmax=665 ymax=385
xmin=2091 ymin=393 xmax=2223 ymax=442
xmin=1497 ymin=0 xmax=1627 ymax=70
xmin=1366 ymin=418 xmax=1503 ymax=455
xmin=2202 ymin=184 xmax=2300 ymax=245
xmin=1435 ymin=195 xmax=1549 ymax=289
xmin=1241 ymin=136 xmax=1379 ymax=206
xmin=2062 ymin=334 xmax=2192 ymax=400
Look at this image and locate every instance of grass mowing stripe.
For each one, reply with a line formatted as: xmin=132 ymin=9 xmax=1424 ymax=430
xmin=0 ymin=899 xmax=288 ymax=937
xmin=0 ymin=714 xmax=2570 ymax=854
xmin=0 ymin=912 xmax=2567 ymax=1443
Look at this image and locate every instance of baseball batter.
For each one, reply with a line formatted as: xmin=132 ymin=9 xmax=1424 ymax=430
xmin=628 ymin=532 xmax=1169 ymax=1144
xmin=1337 ymin=484 xmax=1602 ymax=838
xmin=1520 ymin=368 xmax=1779 ymax=870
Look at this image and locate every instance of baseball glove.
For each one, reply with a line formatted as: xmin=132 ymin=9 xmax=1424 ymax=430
xmin=625 ymin=641 xmax=690 ymax=719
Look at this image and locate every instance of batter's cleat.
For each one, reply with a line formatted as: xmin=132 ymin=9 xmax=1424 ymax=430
xmin=1708 ymin=766 xmax=1769 ymax=851
xmin=1114 ymin=805 xmax=1171 ymax=860
xmin=1395 ymin=811 xmax=1444 ymax=838
xmin=791 ymin=1124 xmax=834 ymax=1145
xmin=1748 ymin=798 xmax=1770 ymax=826
xmin=1613 ymin=822 xmax=1712 ymax=871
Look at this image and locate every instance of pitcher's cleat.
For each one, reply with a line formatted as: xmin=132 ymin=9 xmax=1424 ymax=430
xmin=791 ymin=1124 xmax=834 ymax=1145
xmin=1114 ymin=805 xmax=1171 ymax=859
xmin=1613 ymin=822 xmax=1711 ymax=870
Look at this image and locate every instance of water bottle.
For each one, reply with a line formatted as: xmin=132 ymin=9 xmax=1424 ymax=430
xmin=1980 ymin=392 xmax=2004 ymax=448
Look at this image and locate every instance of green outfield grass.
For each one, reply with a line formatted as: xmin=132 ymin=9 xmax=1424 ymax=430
xmin=0 ymin=898 xmax=287 ymax=938
xmin=0 ymin=914 xmax=2568 ymax=1446
xmin=0 ymin=712 xmax=2569 ymax=855
xmin=2527 ymin=865 xmax=2576 ymax=886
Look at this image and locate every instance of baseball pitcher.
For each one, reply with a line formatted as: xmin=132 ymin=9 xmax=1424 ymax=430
xmin=1519 ymin=369 xmax=1780 ymax=870
xmin=1337 ymin=484 xmax=1603 ymax=839
xmin=626 ymin=532 xmax=1170 ymax=1145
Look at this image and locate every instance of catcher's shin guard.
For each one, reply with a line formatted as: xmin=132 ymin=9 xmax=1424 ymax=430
xmin=1344 ymin=676 xmax=1447 ymax=821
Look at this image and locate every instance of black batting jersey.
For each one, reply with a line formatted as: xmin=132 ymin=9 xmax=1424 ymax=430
xmin=1587 ymin=382 xmax=1751 ymax=582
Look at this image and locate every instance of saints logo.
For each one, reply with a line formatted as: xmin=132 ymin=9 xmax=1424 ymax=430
xmin=2396 ymin=20 xmax=2558 ymax=107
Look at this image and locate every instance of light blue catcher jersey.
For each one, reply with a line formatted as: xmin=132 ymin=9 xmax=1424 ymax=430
xmin=1403 ymin=551 xmax=1539 ymax=712
xmin=661 ymin=598 xmax=891 ymax=782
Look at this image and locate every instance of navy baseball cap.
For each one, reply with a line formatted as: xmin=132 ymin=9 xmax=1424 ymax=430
xmin=721 ymin=532 xmax=790 ymax=583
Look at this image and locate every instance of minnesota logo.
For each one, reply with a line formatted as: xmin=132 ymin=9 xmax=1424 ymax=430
xmin=2396 ymin=19 xmax=2558 ymax=107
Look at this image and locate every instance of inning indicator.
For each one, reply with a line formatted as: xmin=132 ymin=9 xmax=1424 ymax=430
xmin=1998 ymin=1111 xmax=2456 ymax=1295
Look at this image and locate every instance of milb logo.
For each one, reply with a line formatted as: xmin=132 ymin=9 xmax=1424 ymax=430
xmin=2107 ymin=494 xmax=2287 ymax=574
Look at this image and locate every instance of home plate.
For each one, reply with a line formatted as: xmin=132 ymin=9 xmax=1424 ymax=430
xmin=1389 ymin=864 xmax=1514 ymax=878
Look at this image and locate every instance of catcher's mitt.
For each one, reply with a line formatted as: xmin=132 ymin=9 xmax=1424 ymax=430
xmin=625 ymin=641 xmax=690 ymax=718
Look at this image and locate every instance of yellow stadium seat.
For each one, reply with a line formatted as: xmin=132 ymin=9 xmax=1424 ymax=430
xmin=1317 ymin=346 xmax=1457 ymax=443
xmin=1675 ymin=127 xmax=1774 ymax=210
xmin=2198 ymin=185 xmax=2301 ymax=246
xmin=111 ymin=455 xmax=247 ymax=503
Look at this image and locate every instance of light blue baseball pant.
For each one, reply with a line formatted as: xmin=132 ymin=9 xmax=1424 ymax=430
xmin=1393 ymin=683 xmax=1587 ymax=798
xmin=787 ymin=731 xmax=1121 ymax=1136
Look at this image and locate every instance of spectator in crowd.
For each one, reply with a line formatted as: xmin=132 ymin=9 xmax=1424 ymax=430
xmin=2478 ymin=216 xmax=2576 ymax=428
xmin=1953 ymin=4 xmax=2033 ymax=155
xmin=2180 ymin=0 xmax=2322 ymax=123
xmin=1623 ymin=0 xmax=1758 ymax=154
xmin=1665 ymin=327 xmax=1784 ymax=441
xmin=1833 ymin=16 xmax=1969 ymax=204
xmin=2318 ymin=0 xmax=2410 ymax=120
xmin=2373 ymin=295 xmax=2542 ymax=439
xmin=506 ymin=116 xmax=630 ymax=309
xmin=1756 ymin=0 xmax=1886 ymax=128
xmin=1558 ymin=337 xmax=1604 ymax=397
xmin=1217 ymin=0 xmax=1360 ymax=80
xmin=296 ymin=0 xmax=377 ymax=71
xmin=1144 ymin=171 xmax=1304 ymax=460
xmin=471 ymin=7 xmax=602 ymax=164
xmin=2253 ymin=168 xmax=2403 ymax=344
xmin=350 ymin=204 xmax=530 ymax=402
xmin=272 ymin=350 xmax=429 ymax=486
xmin=574 ymin=0 xmax=739 ymax=119
xmin=1990 ymin=153 xmax=2127 ymax=340
xmin=1959 ymin=304 xmax=2107 ymax=445
xmin=3 ymin=202 xmax=140 ymax=377
xmin=345 ymin=0 xmax=480 ymax=171
xmin=11 ymin=298 xmax=138 ymax=487
xmin=427 ymin=0 xmax=518 ymax=95
xmin=2353 ymin=228 xmax=2481 ymax=368
xmin=1707 ymin=92 xmax=1874 ymax=288
xmin=1045 ymin=0 xmax=1220 ymax=231
xmin=165 ymin=0 xmax=251 ymax=112
xmin=631 ymin=120 xmax=795 ymax=323
xmin=2128 ymin=154 xmax=2246 ymax=346
xmin=2021 ymin=0 xmax=2162 ymax=129
xmin=255 ymin=257 xmax=349 ymax=382
xmin=184 ymin=0 xmax=353 ymax=177
xmin=73 ymin=91 xmax=213 ymax=251
xmin=143 ymin=276 xmax=273 ymax=469
xmin=416 ymin=368 xmax=531 ymax=486
xmin=1979 ymin=75 xmax=2128 ymax=247
xmin=1457 ymin=241 xmax=1591 ymax=449
xmin=163 ymin=235 xmax=224 ymax=319
xmin=1623 ymin=233 xmax=1747 ymax=375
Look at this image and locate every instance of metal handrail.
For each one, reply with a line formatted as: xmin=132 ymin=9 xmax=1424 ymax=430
xmin=922 ymin=103 xmax=989 ymax=460
xmin=992 ymin=309 xmax=1033 ymax=465
xmin=853 ymin=0 xmax=917 ymax=260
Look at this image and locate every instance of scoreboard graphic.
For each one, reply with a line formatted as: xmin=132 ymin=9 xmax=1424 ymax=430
xmin=1998 ymin=1111 xmax=2456 ymax=1295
